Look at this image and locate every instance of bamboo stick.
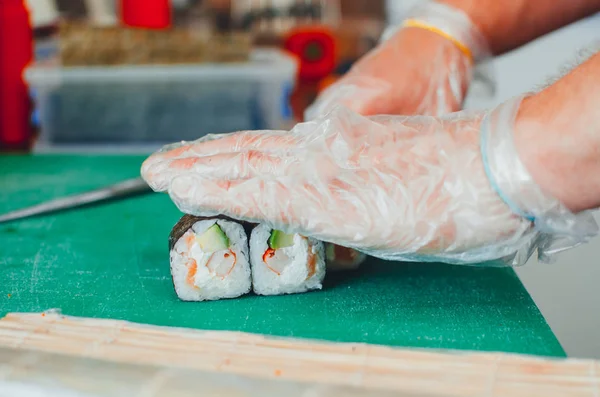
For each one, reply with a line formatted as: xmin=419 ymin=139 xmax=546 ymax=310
xmin=0 ymin=311 xmax=599 ymax=397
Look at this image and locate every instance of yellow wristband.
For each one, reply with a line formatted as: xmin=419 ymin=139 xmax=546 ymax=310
xmin=402 ymin=19 xmax=474 ymax=63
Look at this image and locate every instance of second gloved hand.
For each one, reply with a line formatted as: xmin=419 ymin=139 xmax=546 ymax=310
xmin=305 ymin=1 xmax=493 ymax=119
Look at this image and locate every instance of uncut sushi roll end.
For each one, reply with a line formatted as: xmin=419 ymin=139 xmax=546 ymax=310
xmin=325 ymin=244 xmax=367 ymax=272
xmin=169 ymin=215 xmax=251 ymax=301
xmin=250 ymin=224 xmax=326 ymax=296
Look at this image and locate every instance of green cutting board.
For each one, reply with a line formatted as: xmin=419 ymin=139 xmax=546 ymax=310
xmin=0 ymin=155 xmax=564 ymax=357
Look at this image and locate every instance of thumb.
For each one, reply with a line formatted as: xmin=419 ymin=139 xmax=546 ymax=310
xmin=304 ymin=75 xmax=392 ymax=120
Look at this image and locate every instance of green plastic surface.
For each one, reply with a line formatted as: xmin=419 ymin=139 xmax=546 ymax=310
xmin=0 ymin=155 xmax=564 ymax=357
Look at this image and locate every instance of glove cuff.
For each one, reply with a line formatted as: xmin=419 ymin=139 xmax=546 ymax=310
xmin=481 ymin=95 xmax=599 ymax=262
xmin=381 ymin=0 xmax=491 ymax=63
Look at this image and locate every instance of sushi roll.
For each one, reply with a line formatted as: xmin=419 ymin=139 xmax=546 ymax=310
xmin=325 ymin=244 xmax=367 ymax=272
xmin=169 ymin=215 xmax=251 ymax=301
xmin=249 ymin=224 xmax=326 ymax=296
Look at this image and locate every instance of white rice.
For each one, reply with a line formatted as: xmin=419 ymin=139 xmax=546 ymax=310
xmin=170 ymin=219 xmax=251 ymax=301
xmin=250 ymin=224 xmax=326 ymax=296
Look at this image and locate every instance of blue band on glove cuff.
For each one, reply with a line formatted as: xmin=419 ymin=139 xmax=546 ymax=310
xmin=480 ymin=114 xmax=535 ymax=223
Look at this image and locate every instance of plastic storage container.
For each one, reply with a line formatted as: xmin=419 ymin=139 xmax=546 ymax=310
xmin=25 ymin=49 xmax=297 ymax=146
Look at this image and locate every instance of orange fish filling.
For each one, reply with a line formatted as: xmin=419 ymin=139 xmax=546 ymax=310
xmin=205 ymin=250 xmax=237 ymax=279
xmin=263 ymin=248 xmax=290 ymax=275
xmin=263 ymin=242 xmax=316 ymax=280
xmin=185 ymin=249 xmax=237 ymax=287
xmin=186 ymin=259 xmax=198 ymax=287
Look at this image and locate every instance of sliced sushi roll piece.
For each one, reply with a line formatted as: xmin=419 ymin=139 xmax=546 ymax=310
xmin=169 ymin=215 xmax=251 ymax=301
xmin=325 ymin=244 xmax=367 ymax=272
xmin=250 ymin=224 xmax=326 ymax=296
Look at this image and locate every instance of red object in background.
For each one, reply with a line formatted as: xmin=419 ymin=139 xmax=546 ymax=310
xmin=284 ymin=26 xmax=337 ymax=121
xmin=121 ymin=0 xmax=171 ymax=29
xmin=284 ymin=27 xmax=337 ymax=83
xmin=0 ymin=0 xmax=34 ymax=151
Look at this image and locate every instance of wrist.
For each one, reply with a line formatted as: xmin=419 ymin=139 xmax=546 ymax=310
xmin=379 ymin=0 xmax=496 ymax=111
xmin=437 ymin=0 xmax=600 ymax=55
xmin=393 ymin=26 xmax=473 ymax=81
xmin=480 ymin=93 xmax=598 ymax=252
xmin=515 ymin=88 xmax=600 ymax=213
xmin=388 ymin=27 xmax=474 ymax=114
xmin=382 ymin=0 xmax=492 ymax=63
xmin=435 ymin=0 xmax=513 ymax=55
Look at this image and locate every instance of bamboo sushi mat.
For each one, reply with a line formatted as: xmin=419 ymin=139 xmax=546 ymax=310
xmin=0 ymin=311 xmax=599 ymax=397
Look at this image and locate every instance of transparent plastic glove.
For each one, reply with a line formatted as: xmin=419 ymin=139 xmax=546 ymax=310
xmin=142 ymin=97 xmax=598 ymax=266
xmin=305 ymin=0 xmax=494 ymax=119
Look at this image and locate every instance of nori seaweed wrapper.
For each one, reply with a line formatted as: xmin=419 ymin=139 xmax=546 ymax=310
xmin=169 ymin=214 xmax=256 ymax=251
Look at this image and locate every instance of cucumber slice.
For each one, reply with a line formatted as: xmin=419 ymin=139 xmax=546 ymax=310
xmin=196 ymin=224 xmax=230 ymax=253
xmin=268 ymin=230 xmax=295 ymax=250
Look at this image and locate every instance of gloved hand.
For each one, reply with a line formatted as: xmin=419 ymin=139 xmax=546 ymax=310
xmin=305 ymin=0 xmax=494 ymax=119
xmin=142 ymin=96 xmax=597 ymax=266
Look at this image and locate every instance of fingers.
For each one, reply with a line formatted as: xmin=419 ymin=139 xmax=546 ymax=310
xmin=144 ymin=149 xmax=304 ymax=192
xmin=144 ymin=130 xmax=295 ymax=167
xmin=163 ymin=130 xmax=297 ymax=160
xmin=167 ymin=174 xmax=299 ymax=229
xmin=187 ymin=130 xmax=299 ymax=155
xmin=168 ymin=151 xmax=284 ymax=175
xmin=142 ymin=135 xmax=231 ymax=189
xmin=304 ymin=75 xmax=392 ymax=120
xmin=141 ymin=130 xmax=302 ymax=191
xmin=166 ymin=170 xmax=374 ymax=248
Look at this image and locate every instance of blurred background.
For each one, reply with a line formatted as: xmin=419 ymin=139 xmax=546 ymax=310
xmin=1 ymin=0 xmax=599 ymax=358
xmin=10 ymin=0 xmax=392 ymax=153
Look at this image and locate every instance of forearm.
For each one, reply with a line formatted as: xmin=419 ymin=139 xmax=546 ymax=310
xmin=438 ymin=0 xmax=600 ymax=55
xmin=515 ymin=50 xmax=600 ymax=213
